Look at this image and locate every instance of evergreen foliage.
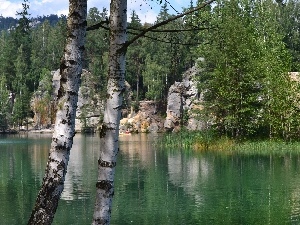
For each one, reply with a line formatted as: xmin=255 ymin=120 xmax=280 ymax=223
xmin=0 ymin=0 xmax=299 ymax=140
xmin=86 ymin=7 xmax=109 ymax=99
xmin=196 ymin=0 xmax=299 ymax=140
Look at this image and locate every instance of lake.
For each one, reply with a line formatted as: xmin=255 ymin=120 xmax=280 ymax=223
xmin=1 ymin=133 xmax=300 ymax=224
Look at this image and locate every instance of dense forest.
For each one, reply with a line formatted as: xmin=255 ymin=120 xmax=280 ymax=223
xmin=1 ymin=0 xmax=300 ymax=140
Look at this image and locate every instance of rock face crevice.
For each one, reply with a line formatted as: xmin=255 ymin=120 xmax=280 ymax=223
xmin=164 ymin=66 xmax=205 ymax=132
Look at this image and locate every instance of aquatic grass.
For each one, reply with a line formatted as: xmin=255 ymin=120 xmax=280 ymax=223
xmin=193 ymin=136 xmax=235 ymax=152
xmin=156 ymin=131 xmax=195 ymax=150
xmin=232 ymin=140 xmax=300 ymax=155
xmin=157 ymin=130 xmax=300 ymax=156
xmin=156 ymin=129 xmax=221 ymax=150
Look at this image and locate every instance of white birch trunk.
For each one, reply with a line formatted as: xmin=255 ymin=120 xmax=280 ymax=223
xmin=28 ymin=1 xmax=87 ymax=224
xmin=92 ymin=0 xmax=127 ymax=224
xmin=90 ymin=1 xmax=216 ymax=224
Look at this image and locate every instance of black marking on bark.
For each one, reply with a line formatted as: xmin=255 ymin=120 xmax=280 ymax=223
xmin=98 ymin=159 xmax=116 ymax=168
xmin=93 ymin=218 xmax=109 ymax=225
xmin=60 ymin=59 xmax=68 ymax=74
xmin=68 ymin=60 xmax=77 ymax=65
xmin=113 ymin=105 xmax=122 ymax=110
xmin=57 ymin=86 xmax=64 ymax=101
xmin=69 ymin=11 xmax=81 ymax=19
xmin=96 ymin=180 xmax=113 ymax=193
xmin=61 ymin=119 xmax=67 ymax=124
xmin=66 ymin=105 xmax=70 ymax=119
xmin=58 ymin=62 xmax=68 ymax=101
xmin=79 ymin=20 xmax=87 ymax=27
xmin=99 ymin=123 xmax=107 ymax=138
xmin=50 ymin=158 xmax=60 ymax=163
xmin=79 ymin=45 xmax=85 ymax=51
xmin=57 ymin=160 xmax=65 ymax=171
xmin=68 ymin=91 xmax=78 ymax=96
xmin=53 ymin=171 xmax=61 ymax=180
xmin=54 ymin=145 xmax=70 ymax=153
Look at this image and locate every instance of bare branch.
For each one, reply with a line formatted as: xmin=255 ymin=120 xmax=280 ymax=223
xmin=121 ymin=0 xmax=215 ymax=51
xmin=86 ymin=19 xmax=109 ymax=31
xmin=165 ymin=0 xmax=180 ymax=14
xmin=127 ymin=26 xmax=212 ymax=33
xmin=127 ymin=30 xmax=207 ymax=46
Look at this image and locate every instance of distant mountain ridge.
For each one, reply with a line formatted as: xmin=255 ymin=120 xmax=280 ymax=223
xmin=0 ymin=14 xmax=66 ymax=32
xmin=0 ymin=16 xmax=18 ymax=31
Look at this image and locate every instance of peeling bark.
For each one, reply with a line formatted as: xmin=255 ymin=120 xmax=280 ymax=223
xmin=27 ymin=1 xmax=87 ymax=224
xmin=92 ymin=0 xmax=127 ymax=224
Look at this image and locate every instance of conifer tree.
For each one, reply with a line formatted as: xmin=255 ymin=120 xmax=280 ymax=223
xmin=197 ymin=0 xmax=293 ymax=138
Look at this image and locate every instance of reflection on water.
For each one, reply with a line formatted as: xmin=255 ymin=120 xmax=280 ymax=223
xmin=2 ymin=134 xmax=300 ymax=224
xmin=119 ymin=133 xmax=157 ymax=167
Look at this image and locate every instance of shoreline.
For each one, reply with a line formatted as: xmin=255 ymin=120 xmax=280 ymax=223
xmin=0 ymin=128 xmax=54 ymax=134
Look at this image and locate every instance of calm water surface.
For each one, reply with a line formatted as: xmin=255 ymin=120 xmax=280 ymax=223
xmin=1 ymin=133 xmax=300 ymax=224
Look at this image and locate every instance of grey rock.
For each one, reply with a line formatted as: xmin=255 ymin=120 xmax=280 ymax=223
xmin=149 ymin=123 xmax=159 ymax=133
xmin=31 ymin=69 xmax=104 ymax=132
xmin=164 ymin=65 xmax=206 ymax=132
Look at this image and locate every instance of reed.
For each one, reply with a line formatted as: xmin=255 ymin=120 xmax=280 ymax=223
xmin=157 ymin=131 xmax=300 ymax=156
xmin=157 ymin=129 xmax=227 ymax=150
xmin=233 ymin=140 xmax=300 ymax=155
xmin=193 ymin=136 xmax=235 ymax=152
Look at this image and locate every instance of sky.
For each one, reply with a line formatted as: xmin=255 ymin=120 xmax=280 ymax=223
xmin=0 ymin=0 xmax=193 ymax=23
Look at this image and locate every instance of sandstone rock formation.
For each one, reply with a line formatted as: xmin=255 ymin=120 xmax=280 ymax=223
xmin=164 ymin=66 xmax=205 ymax=132
xmin=119 ymin=100 xmax=165 ymax=133
xmin=31 ymin=66 xmax=207 ymax=133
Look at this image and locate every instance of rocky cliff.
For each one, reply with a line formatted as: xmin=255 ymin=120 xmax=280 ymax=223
xmin=119 ymin=65 xmax=206 ymax=133
xmin=164 ymin=66 xmax=205 ymax=132
xmin=31 ymin=69 xmax=103 ymax=132
xmin=30 ymin=66 xmax=205 ymax=133
xmin=119 ymin=100 xmax=165 ymax=133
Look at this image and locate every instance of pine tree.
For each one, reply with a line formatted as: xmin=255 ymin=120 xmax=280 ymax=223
xmin=196 ymin=0 xmax=292 ymax=139
xmin=0 ymin=76 xmax=10 ymax=131
xmin=126 ymin=10 xmax=144 ymax=103
xmin=86 ymin=7 xmax=109 ymax=98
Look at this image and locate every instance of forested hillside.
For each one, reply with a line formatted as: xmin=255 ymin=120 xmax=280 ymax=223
xmin=0 ymin=16 xmax=18 ymax=31
xmin=1 ymin=0 xmax=300 ymax=140
xmin=0 ymin=14 xmax=65 ymax=32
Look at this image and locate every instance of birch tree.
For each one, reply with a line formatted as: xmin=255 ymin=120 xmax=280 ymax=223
xmin=28 ymin=0 xmax=87 ymax=224
xmin=26 ymin=0 xmax=213 ymax=224
xmin=92 ymin=0 xmax=215 ymax=224
xmin=92 ymin=0 xmax=127 ymax=223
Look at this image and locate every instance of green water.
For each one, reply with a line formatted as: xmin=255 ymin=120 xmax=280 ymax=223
xmin=1 ymin=133 xmax=300 ymax=224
